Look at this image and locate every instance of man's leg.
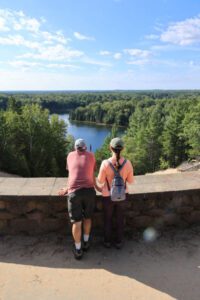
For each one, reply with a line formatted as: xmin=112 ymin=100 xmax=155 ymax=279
xmin=71 ymin=221 xmax=83 ymax=259
xmin=82 ymin=188 xmax=96 ymax=250
xmin=67 ymin=192 xmax=83 ymax=259
xmin=72 ymin=221 xmax=82 ymax=244
xmin=83 ymin=218 xmax=92 ymax=236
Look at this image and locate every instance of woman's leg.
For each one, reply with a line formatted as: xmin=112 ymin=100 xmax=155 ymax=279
xmin=115 ymin=201 xmax=126 ymax=244
xmin=102 ymin=197 xmax=114 ymax=243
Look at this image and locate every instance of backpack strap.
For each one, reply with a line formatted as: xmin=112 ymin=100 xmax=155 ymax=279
xmin=106 ymin=178 xmax=110 ymax=191
xmin=118 ymin=159 xmax=127 ymax=171
xmin=107 ymin=160 xmax=119 ymax=175
xmin=108 ymin=159 xmax=127 ymax=173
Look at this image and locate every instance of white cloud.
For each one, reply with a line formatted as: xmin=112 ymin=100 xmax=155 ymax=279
xmin=99 ymin=50 xmax=111 ymax=56
xmin=39 ymin=31 xmax=69 ymax=45
xmin=46 ymin=63 xmax=79 ymax=69
xmin=113 ymin=52 xmax=122 ymax=60
xmin=127 ymin=59 xmax=150 ymax=66
xmin=7 ymin=60 xmax=79 ymax=70
xmin=0 ymin=17 xmax=10 ymax=31
xmin=82 ymin=57 xmax=112 ymax=67
xmin=0 ymin=9 xmax=69 ymax=47
xmin=124 ymin=48 xmax=151 ymax=58
xmin=0 ymin=9 xmax=85 ymax=65
xmin=8 ymin=60 xmax=41 ymax=69
xmin=21 ymin=44 xmax=84 ymax=61
xmin=0 ymin=9 xmax=41 ymax=33
xmin=160 ymin=16 xmax=200 ymax=45
xmin=74 ymin=31 xmax=95 ymax=41
xmin=13 ymin=17 xmax=41 ymax=32
xmin=145 ymin=34 xmax=159 ymax=40
xmin=0 ymin=35 xmax=41 ymax=49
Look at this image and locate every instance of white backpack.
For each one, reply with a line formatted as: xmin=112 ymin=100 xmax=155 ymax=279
xmin=106 ymin=159 xmax=127 ymax=201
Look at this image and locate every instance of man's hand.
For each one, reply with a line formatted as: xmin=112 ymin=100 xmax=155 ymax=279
xmin=58 ymin=187 xmax=68 ymax=196
xmin=95 ymin=185 xmax=102 ymax=193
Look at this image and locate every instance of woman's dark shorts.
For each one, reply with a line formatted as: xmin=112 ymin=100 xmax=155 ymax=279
xmin=67 ymin=188 xmax=96 ymax=223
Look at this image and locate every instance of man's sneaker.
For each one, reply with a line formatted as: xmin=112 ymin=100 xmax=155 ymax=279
xmin=83 ymin=241 xmax=90 ymax=252
xmin=103 ymin=240 xmax=111 ymax=248
xmin=115 ymin=241 xmax=123 ymax=249
xmin=72 ymin=245 xmax=83 ymax=260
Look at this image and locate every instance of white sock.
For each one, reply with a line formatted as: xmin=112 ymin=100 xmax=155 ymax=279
xmin=75 ymin=242 xmax=81 ymax=250
xmin=83 ymin=234 xmax=89 ymax=242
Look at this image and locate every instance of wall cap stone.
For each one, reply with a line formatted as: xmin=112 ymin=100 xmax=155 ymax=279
xmin=0 ymin=171 xmax=199 ymax=200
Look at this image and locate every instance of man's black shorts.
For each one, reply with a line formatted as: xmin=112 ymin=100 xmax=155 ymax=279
xmin=67 ymin=188 xmax=96 ymax=223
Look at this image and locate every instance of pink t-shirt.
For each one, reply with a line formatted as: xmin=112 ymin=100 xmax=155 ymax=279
xmin=98 ymin=157 xmax=134 ymax=197
xmin=67 ymin=150 xmax=96 ymax=194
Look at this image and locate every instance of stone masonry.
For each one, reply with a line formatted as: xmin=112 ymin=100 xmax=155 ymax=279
xmin=0 ymin=172 xmax=200 ymax=235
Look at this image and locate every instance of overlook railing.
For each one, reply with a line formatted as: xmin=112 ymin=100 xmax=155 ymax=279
xmin=0 ymin=171 xmax=200 ymax=235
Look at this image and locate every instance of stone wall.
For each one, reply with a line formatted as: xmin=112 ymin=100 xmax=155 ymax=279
xmin=0 ymin=190 xmax=200 ymax=235
xmin=0 ymin=172 xmax=199 ymax=235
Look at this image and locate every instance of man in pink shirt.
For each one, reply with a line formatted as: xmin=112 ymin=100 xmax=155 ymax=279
xmin=59 ymin=138 xmax=97 ymax=259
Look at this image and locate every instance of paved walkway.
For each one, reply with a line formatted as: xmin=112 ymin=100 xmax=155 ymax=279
xmin=0 ymin=227 xmax=200 ymax=300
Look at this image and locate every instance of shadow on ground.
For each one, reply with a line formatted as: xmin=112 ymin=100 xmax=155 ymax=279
xmin=0 ymin=226 xmax=200 ymax=300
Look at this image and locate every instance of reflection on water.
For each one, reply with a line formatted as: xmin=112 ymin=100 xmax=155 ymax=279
xmin=58 ymin=114 xmax=113 ymax=152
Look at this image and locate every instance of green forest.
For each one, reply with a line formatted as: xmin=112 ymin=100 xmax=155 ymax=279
xmin=0 ymin=91 xmax=200 ymax=176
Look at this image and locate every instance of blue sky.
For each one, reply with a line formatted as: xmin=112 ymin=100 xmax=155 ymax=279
xmin=0 ymin=0 xmax=200 ymax=90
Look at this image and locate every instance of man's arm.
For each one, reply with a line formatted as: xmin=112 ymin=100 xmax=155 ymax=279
xmin=58 ymin=187 xmax=68 ymax=196
xmin=92 ymin=157 xmax=102 ymax=192
xmin=58 ymin=155 xmax=69 ymax=196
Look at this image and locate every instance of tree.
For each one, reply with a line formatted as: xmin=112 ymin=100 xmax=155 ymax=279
xmin=161 ymin=102 xmax=189 ymax=167
xmin=0 ymin=104 xmax=73 ymax=176
xmin=182 ymin=102 xmax=200 ymax=158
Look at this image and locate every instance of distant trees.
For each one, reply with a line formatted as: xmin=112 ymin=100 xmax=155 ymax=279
xmin=161 ymin=101 xmax=189 ymax=168
xmin=70 ymin=100 xmax=136 ymax=126
xmin=96 ymin=97 xmax=200 ymax=175
xmin=123 ymin=104 xmax=163 ymax=174
xmin=1 ymin=91 xmax=200 ymax=176
xmin=182 ymin=101 xmax=200 ymax=157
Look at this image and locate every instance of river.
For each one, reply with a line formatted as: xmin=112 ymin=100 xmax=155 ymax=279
xmin=58 ymin=114 xmax=124 ymax=152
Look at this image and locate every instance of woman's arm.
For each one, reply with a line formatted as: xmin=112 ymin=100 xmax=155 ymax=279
xmin=93 ymin=174 xmax=102 ymax=192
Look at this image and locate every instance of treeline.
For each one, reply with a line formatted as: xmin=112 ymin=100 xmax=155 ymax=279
xmin=0 ymin=91 xmax=200 ymax=176
xmin=95 ymin=98 xmax=200 ymax=174
xmin=70 ymin=92 xmax=200 ymax=127
xmin=70 ymin=100 xmax=137 ymax=126
xmin=0 ymin=91 xmax=137 ymax=113
xmin=0 ymin=92 xmax=90 ymax=113
xmin=1 ymin=90 xmax=200 ymax=115
xmin=0 ymin=100 xmax=74 ymax=176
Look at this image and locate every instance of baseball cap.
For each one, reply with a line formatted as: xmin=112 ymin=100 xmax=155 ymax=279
xmin=110 ymin=137 xmax=124 ymax=149
xmin=75 ymin=138 xmax=87 ymax=150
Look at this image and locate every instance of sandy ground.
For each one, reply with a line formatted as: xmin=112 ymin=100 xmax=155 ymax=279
xmin=0 ymin=227 xmax=200 ymax=300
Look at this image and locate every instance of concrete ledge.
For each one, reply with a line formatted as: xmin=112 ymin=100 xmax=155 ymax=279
xmin=0 ymin=171 xmax=200 ymax=198
xmin=0 ymin=172 xmax=200 ymax=235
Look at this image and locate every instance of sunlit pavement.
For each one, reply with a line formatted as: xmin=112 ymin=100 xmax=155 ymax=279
xmin=0 ymin=227 xmax=200 ymax=300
